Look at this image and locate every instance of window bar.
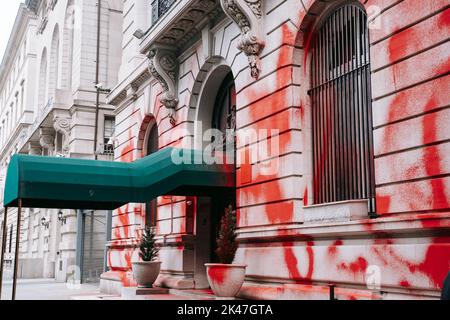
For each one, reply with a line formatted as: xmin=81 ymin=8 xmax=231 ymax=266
xmin=332 ymin=9 xmax=339 ymax=203
xmin=318 ymin=28 xmax=324 ymax=203
xmin=349 ymin=5 xmax=357 ymax=200
xmin=353 ymin=5 xmax=362 ymax=200
xmin=321 ymin=18 xmax=328 ymax=204
xmin=326 ymin=18 xmax=333 ymax=204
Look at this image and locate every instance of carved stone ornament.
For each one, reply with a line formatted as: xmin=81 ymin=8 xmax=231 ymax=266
xmin=39 ymin=129 xmax=54 ymax=152
xmin=148 ymin=46 xmax=179 ymax=125
xmin=53 ymin=116 xmax=72 ymax=153
xmin=220 ymin=0 xmax=265 ymax=79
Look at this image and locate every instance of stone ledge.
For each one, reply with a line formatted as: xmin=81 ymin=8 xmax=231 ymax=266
xmin=155 ymin=274 xmax=195 ymax=290
xmin=237 ymin=212 xmax=450 ymax=242
xmin=303 ymin=200 xmax=369 ymax=224
xmin=122 ymin=287 xmax=170 ymax=300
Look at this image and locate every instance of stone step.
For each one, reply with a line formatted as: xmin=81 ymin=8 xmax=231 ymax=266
xmin=169 ymin=289 xmax=217 ymax=300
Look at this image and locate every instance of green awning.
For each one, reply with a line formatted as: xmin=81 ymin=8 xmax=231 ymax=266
xmin=3 ymin=148 xmax=235 ymax=210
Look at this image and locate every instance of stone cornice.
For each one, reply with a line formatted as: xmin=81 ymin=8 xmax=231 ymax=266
xmin=220 ymin=0 xmax=265 ymax=79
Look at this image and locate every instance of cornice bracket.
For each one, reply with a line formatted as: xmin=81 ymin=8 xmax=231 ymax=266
xmin=147 ymin=46 xmax=179 ymax=126
xmin=53 ymin=115 xmax=72 ymax=154
xmin=220 ymin=0 xmax=265 ymax=79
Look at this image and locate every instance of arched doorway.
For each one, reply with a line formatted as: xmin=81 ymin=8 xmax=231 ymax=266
xmin=144 ymin=122 xmax=159 ymax=227
xmin=193 ymin=68 xmax=237 ymax=288
xmin=209 ymin=72 xmax=236 ymax=257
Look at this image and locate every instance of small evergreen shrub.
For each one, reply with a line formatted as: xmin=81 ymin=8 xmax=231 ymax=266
xmin=139 ymin=226 xmax=159 ymax=262
xmin=215 ymin=205 xmax=238 ymax=264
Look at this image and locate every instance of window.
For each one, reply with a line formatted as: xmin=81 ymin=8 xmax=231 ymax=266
xmin=308 ymin=3 xmax=375 ymax=213
xmin=20 ymin=81 xmax=25 ymax=115
xmin=103 ymin=116 xmax=115 ymax=155
xmin=6 ymin=112 xmax=9 ymax=135
xmin=212 ymin=73 xmax=236 ymax=153
xmin=15 ymin=93 xmax=19 ymax=122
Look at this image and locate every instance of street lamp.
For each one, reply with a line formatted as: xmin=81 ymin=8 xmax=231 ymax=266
xmin=41 ymin=217 xmax=50 ymax=229
xmin=58 ymin=210 xmax=67 ymax=226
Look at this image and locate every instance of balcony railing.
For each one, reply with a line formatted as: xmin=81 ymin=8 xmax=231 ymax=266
xmin=151 ymin=0 xmax=177 ymax=26
xmin=96 ymin=143 xmax=115 ymax=161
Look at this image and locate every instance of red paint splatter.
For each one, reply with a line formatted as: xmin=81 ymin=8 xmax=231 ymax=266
xmin=400 ymin=280 xmax=411 ymax=288
xmin=303 ymin=187 xmax=308 ymax=206
xmin=328 ymin=240 xmax=343 ymax=256
xmin=407 ymin=237 xmax=450 ymax=288
xmin=339 ymin=257 xmax=368 ymax=275
xmin=283 ymin=241 xmax=314 ymax=283
xmin=207 ymin=266 xmax=227 ymax=285
xmin=376 ymin=195 xmax=392 ymax=215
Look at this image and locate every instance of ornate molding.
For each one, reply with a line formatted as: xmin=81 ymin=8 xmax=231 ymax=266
xmin=147 ymin=46 xmax=179 ymax=125
xmin=39 ymin=128 xmax=54 ymax=152
xmin=53 ymin=116 xmax=71 ymax=154
xmin=220 ymin=0 xmax=265 ymax=79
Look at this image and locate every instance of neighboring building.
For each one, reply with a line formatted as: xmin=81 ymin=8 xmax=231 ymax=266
xmin=0 ymin=0 xmax=123 ymax=283
xmin=103 ymin=0 xmax=450 ymax=299
xmin=0 ymin=3 xmax=38 ymax=278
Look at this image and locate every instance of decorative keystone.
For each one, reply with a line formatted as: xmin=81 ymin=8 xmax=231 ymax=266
xmin=220 ymin=0 xmax=265 ymax=79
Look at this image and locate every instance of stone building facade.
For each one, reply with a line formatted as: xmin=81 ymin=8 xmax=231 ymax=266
xmin=103 ymin=0 xmax=450 ymax=300
xmin=0 ymin=0 xmax=123 ymax=282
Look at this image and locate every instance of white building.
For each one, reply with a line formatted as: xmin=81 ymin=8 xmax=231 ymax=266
xmin=0 ymin=0 xmax=123 ymax=283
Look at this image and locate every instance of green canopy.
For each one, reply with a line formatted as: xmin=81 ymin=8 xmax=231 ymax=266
xmin=3 ymin=148 xmax=235 ymax=210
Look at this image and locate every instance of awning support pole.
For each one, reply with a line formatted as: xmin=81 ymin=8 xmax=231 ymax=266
xmin=0 ymin=206 xmax=9 ymax=300
xmin=12 ymin=199 xmax=22 ymax=300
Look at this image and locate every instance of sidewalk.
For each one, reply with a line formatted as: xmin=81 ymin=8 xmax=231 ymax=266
xmin=0 ymin=278 xmax=102 ymax=300
xmin=71 ymin=288 xmax=219 ymax=300
xmin=1 ymin=278 xmax=227 ymax=300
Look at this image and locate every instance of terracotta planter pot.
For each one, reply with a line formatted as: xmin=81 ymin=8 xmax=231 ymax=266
xmin=205 ymin=263 xmax=247 ymax=298
xmin=132 ymin=261 xmax=161 ymax=288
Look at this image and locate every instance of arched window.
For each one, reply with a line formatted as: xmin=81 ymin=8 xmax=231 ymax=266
xmin=145 ymin=124 xmax=159 ymax=227
xmin=308 ymin=3 xmax=375 ymax=212
xmin=212 ymin=72 xmax=236 ymax=153
xmin=62 ymin=1 xmax=75 ymax=90
xmin=49 ymin=25 xmax=60 ymax=99
xmin=38 ymin=48 xmax=48 ymax=111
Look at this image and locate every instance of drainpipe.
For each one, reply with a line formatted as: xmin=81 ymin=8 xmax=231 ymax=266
xmin=93 ymin=0 xmax=101 ymax=160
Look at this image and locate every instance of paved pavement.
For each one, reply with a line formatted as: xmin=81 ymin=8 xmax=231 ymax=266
xmin=0 ymin=279 xmax=103 ymax=300
xmin=1 ymin=278 xmax=221 ymax=300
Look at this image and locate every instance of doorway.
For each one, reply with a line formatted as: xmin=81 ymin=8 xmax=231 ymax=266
xmin=145 ymin=123 xmax=159 ymax=227
xmin=78 ymin=210 xmax=111 ymax=283
xmin=194 ymin=71 xmax=237 ymax=289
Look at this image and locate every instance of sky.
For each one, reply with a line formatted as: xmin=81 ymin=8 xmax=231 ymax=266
xmin=0 ymin=0 xmax=24 ymax=63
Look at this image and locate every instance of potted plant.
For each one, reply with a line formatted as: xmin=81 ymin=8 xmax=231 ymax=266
xmin=205 ymin=205 xmax=247 ymax=298
xmin=132 ymin=226 xmax=161 ymax=288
